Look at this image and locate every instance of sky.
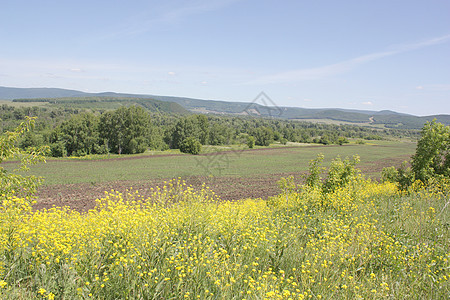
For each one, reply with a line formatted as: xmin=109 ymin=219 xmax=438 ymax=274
xmin=0 ymin=0 xmax=449 ymax=116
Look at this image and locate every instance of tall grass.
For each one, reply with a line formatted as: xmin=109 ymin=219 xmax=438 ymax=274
xmin=0 ymin=178 xmax=449 ymax=299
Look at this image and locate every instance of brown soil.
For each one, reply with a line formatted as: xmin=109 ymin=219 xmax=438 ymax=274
xmin=33 ymin=153 xmax=410 ymax=213
xmin=34 ymin=174 xmax=305 ymax=212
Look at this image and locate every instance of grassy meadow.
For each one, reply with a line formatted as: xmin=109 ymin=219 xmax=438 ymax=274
xmin=7 ymin=140 xmax=416 ymax=186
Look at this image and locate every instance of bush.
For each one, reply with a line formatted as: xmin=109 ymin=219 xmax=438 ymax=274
xmin=247 ymin=136 xmax=255 ymax=149
xmin=303 ymin=154 xmax=361 ymax=194
xmin=179 ymin=137 xmax=202 ymax=155
xmin=337 ymin=136 xmax=349 ymax=145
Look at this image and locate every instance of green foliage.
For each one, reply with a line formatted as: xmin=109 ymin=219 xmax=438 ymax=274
xmin=179 ymin=137 xmax=202 ymax=155
xmin=171 ymin=115 xmax=210 ymax=148
xmin=381 ymin=166 xmax=398 ymax=183
xmin=1 ymin=103 xmax=422 ymax=158
xmin=303 ymin=154 xmax=361 ymax=194
xmin=19 ymin=131 xmax=43 ymax=149
xmin=246 ymin=136 xmax=255 ymax=149
xmin=384 ymin=120 xmax=450 ymax=191
xmin=0 ymin=117 xmax=48 ymax=198
xmin=99 ymin=106 xmax=151 ymax=154
xmin=304 ymin=154 xmax=325 ymax=188
xmin=57 ymin=112 xmax=102 ymax=156
xmin=49 ymin=141 xmax=67 ymax=157
xmin=322 ymin=155 xmax=360 ymax=193
xmin=208 ymin=123 xmax=233 ymax=145
xmin=337 ymin=136 xmax=349 ymax=145
xmin=411 ymin=119 xmax=450 ymax=182
xmin=396 ymin=161 xmax=416 ymax=190
xmin=319 ymin=134 xmax=331 ymax=145
xmin=252 ymin=126 xmax=274 ymax=146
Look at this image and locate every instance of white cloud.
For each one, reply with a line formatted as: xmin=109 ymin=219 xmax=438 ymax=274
xmin=201 ymin=81 xmax=208 ymax=84
xmin=416 ymin=85 xmax=424 ymax=90
xmin=247 ymin=34 xmax=450 ymax=84
xmin=362 ymin=101 xmax=373 ymax=106
xmin=303 ymin=98 xmax=312 ymax=102
xmin=168 ymin=71 xmax=176 ymax=76
xmin=69 ymin=68 xmax=83 ymax=72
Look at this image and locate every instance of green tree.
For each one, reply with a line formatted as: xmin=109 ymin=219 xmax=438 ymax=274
xmin=252 ymin=126 xmax=274 ymax=146
xmin=99 ymin=106 xmax=151 ymax=154
xmin=411 ymin=120 xmax=450 ymax=182
xmin=58 ymin=112 xmax=102 ymax=156
xmin=171 ymin=115 xmax=210 ymax=149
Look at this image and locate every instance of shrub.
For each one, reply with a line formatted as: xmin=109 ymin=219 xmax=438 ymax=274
xmin=247 ymin=136 xmax=255 ymax=149
xmin=179 ymin=137 xmax=202 ymax=155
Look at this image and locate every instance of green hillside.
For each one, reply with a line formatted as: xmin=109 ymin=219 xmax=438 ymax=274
xmin=12 ymin=97 xmax=189 ymax=114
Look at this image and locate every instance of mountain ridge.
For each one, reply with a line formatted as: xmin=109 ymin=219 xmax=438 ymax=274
xmin=1 ymin=86 xmax=448 ymax=129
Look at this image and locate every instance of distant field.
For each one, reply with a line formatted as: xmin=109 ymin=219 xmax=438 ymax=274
xmin=10 ymin=140 xmax=415 ymax=186
xmin=293 ymin=118 xmax=387 ymax=128
xmin=0 ymin=100 xmax=48 ymax=107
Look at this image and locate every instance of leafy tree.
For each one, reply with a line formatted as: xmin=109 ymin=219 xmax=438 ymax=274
xmin=20 ymin=131 xmax=44 ymax=149
xmin=411 ymin=120 xmax=450 ymax=182
xmin=319 ymin=134 xmax=330 ymax=145
xmin=0 ymin=117 xmax=48 ymax=198
xmin=209 ymin=123 xmax=232 ymax=145
xmin=49 ymin=141 xmax=67 ymax=157
xmin=58 ymin=112 xmax=102 ymax=156
xmin=179 ymin=137 xmax=202 ymax=155
xmin=252 ymin=126 xmax=274 ymax=146
xmin=171 ymin=115 xmax=210 ymax=149
xmin=337 ymin=136 xmax=349 ymax=145
xmin=99 ymin=106 xmax=151 ymax=154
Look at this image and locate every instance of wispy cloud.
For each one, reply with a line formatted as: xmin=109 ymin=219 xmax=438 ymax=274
xmin=415 ymin=83 xmax=450 ymax=91
xmin=105 ymin=0 xmax=241 ymax=38
xmin=247 ymin=34 xmax=450 ymax=84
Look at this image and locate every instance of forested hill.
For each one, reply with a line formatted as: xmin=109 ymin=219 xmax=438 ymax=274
xmin=12 ymin=97 xmax=189 ymax=114
xmin=1 ymin=86 xmax=449 ymax=129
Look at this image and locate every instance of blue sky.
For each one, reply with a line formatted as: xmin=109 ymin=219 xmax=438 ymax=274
xmin=1 ymin=0 xmax=449 ymax=116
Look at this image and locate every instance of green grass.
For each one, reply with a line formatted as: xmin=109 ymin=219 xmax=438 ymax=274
xmin=7 ymin=141 xmax=416 ymax=186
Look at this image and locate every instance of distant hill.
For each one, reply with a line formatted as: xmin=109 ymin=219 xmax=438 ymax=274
xmin=1 ymin=86 xmax=449 ymax=129
xmin=0 ymin=86 xmax=85 ymax=99
xmin=12 ymin=96 xmax=189 ymax=115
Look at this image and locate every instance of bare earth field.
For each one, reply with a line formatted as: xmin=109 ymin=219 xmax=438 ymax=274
xmin=34 ymin=145 xmax=412 ymax=212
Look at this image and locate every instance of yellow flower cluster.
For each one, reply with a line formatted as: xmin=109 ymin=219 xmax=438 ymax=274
xmin=0 ymin=178 xmax=448 ymax=299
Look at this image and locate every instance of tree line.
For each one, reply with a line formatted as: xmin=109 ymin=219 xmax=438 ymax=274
xmin=0 ymin=104 xmax=420 ymax=156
